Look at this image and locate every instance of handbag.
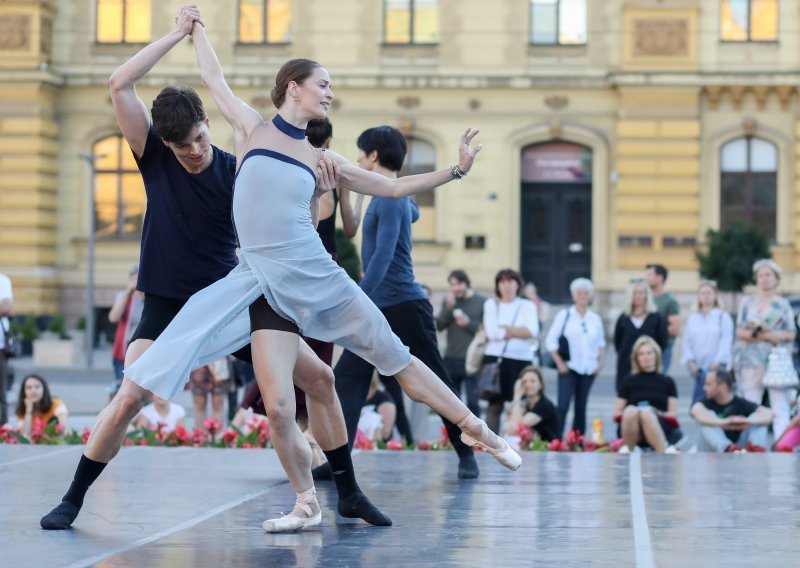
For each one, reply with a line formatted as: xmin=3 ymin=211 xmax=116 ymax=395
xmin=544 ymin=309 xmax=571 ymax=369
xmin=1 ymin=317 xmax=19 ymax=358
xmin=476 ymin=301 xmax=521 ymax=400
xmin=762 ymin=346 xmax=799 ymax=389
xmin=465 ymin=328 xmax=488 ymax=375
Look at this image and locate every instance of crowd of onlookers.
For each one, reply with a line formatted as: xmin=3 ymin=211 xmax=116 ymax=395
xmin=3 ymin=258 xmax=800 ymax=454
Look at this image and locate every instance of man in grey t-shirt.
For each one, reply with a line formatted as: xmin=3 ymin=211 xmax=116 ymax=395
xmin=436 ymin=270 xmax=485 ymax=415
xmin=645 ymin=263 xmax=681 ymax=373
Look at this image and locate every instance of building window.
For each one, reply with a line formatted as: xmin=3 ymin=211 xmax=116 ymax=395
xmin=384 ymin=0 xmax=439 ymax=44
xmin=96 ymin=0 xmax=151 ymax=43
xmin=530 ymin=0 xmax=587 ymax=45
xmin=238 ymin=0 xmax=291 ymax=43
xmin=400 ymin=138 xmax=436 ymax=240
xmin=720 ymin=136 xmax=777 ymax=240
xmin=93 ymin=135 xmax=146 ymax=238
xmin=720 ymin=0 xmax=777 ymax=42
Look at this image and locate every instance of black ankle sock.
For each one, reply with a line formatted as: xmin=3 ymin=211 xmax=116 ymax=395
xmin=322 ymin=444 xmax=360 ymax=500
xmin=62 ymin=455 xmax=107 ymax=509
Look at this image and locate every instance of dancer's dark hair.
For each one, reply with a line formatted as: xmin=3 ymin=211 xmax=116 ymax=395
xmin=356 ymin=126 xmax=407 ymax=171
xmin=307 ymin=118 xmax=333 ymax=148
xmin=151 ymin=86 xmax=206 ymax=142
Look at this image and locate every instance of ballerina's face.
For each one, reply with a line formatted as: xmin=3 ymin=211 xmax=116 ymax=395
xmin=293 ymin=67 xmax=334 ymax=120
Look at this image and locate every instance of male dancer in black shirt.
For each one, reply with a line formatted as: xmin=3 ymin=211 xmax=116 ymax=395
xmin=41 ymin=5 xmax=387 ymax=531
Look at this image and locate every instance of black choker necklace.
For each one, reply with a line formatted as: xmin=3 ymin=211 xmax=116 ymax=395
xmin=272 ymin=114 xmax=306 ymax=140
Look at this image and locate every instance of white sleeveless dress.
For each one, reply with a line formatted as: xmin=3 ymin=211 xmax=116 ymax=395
xmin=125 ymin=121 xmax=411 ymax=400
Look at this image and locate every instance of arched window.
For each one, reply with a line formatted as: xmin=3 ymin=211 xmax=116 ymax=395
xmin=93 ymin=135 xmax=146 ymax=238
xmin=96 ymin=0 xmax=151 ymax=43
xmin=400 ymin=137 xmax=436 ymax=240
xmin=720 ymin=136 xmax=777 ymax=240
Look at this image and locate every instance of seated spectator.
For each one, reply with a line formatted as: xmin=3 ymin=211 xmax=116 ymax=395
xmin=357 ymin=375 xmax=397 ymax=442
xmin=15 ymin=374 xmax=68 ymax=437
xmin=690 ymin=370 xmax=771 ymax=452
xmin=504 ymin=366 xmax=560 ymax=442
xmin=614 ymin=337 xmax=680 ymax=453
xmin=135 ymin=395 xmax=186 ymax=432
xmin=189 ymin=357 xmax=233 ymax=428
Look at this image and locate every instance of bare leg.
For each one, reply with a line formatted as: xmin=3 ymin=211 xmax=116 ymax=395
xmin=211 ymin=392 xmax=225 ymax=425
xmin=41 ymin=339 xmax=154 ymax=529
xmin=620 ymin=406 xmax=641 ymax=450
xmin=250 ymin=330 xmax=320 ymax=533
xmin=292 ymin=341 xmax=348 ymax=450
xmin=639 ymin=411 xmax=667 ymax=453
xmin=193 ymin=391 xmax=207 ymax=429
xmin=395 ymin=357 xmax=521 ymax=470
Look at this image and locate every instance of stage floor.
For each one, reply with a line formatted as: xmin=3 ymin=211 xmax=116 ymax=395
xmin=1 ymin=446 xmax=798 ymax=567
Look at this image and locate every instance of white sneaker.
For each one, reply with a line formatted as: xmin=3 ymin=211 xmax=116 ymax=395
xmin=665 ymin=445 xmax=680 ymax=454
xmin=618 ymin=445 xmax=631 ymax=454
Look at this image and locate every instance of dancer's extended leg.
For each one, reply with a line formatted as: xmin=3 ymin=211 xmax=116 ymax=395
xmin=251 ymin=329 xmax=321 ymax=533
xmin=292 ymin=342 xmax=391 ymax=526
xmin=395 ymin=357 xmax=521 ymax=471
xmin=40 ymin=339 xmax=154 ymax=529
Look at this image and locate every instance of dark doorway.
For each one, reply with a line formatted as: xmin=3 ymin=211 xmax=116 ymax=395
xmin=519 ymin=142 xmax=592 ymax=304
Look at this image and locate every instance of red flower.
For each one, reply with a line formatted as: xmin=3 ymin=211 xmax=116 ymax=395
xmin=440 ymin=426 xmax=450 ymax=441
xmin=81 ymin=427 xmax=91 ymax=445
xmin=54 ymin=424 xmax=65 ymax=436
xmin=123 ymin=438 xmax=133 ymax=446
xmin=611 ymin=439 xmax=625 ymax=452
xmin=548 ymin=439 xmax=565 ymax=452
xmin=386 ymin=439 xmax=403 ymax=451
xmin=203 ymin=417 xmax=221 ymax=436
xmin=221 ymin=428 xmax=238 ymax=446
xmin=416 ymin=441 xmax=431 ymax=451
xmin=746 ymin=441 xmax=766 ymax=453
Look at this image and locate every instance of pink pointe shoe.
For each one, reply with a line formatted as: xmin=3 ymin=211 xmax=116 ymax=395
xmin=460 ymin=432 xmax=522 ymax=471
xmin=262 ymin=493 xmax=322 ymax=533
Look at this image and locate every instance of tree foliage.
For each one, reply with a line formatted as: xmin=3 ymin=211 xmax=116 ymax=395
xmin=695 ymin=222 xmax=772 ymax=292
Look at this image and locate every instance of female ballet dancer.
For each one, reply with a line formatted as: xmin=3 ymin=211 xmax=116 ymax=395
xmin=123 ymin=17 xmax=521 ymax=532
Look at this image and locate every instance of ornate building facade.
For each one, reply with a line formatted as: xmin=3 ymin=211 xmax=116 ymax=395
xmin=1 ymin=0 xmax=798 ymax=318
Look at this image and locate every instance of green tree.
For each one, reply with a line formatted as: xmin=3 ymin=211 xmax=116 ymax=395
xmin=335 ymin=228 xmax=361 ymax=283
xmin=695 ymin=222 xmax=772 ymax=292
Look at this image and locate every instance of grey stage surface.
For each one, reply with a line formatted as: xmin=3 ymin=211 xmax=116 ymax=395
xmin=1 ymin=446 xmax=799 ymax=567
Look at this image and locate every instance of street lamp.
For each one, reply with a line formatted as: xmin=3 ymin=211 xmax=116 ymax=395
xmin=78 ymin=152 xmax=104 ymax=368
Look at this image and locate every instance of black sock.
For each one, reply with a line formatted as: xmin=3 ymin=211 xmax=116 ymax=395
xmin=322 ymin=444 xmax=360 ymax=500
xmin=62 ymin=455 xmax=107 ymax=509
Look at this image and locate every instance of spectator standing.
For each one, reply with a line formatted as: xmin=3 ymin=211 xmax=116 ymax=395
xmin=435 ymin=269 xmax=485 ymax=416
xmin=613 ymin=279 xmax=668 ymax=393
xmin=503 ymin=366 xmax=560 ymax=442
xmin=733 ymin=259 xmax=796 ymax=437
xmin=0 ymin=272 xmax=13 ymax=426
xmin=690 ymin=370 xmax=771 ymax=452
xmin=545 ymin=278 xmax=606 ymax=437
xmin=108 ymin=265 xmax=144 ymax=400
xmin=482 ymin=269 xmax=539 ymax=433
xmin=645 ymin=264 xmax=681 ymax=373
xmin=680 ymin=280 xmax=734 ymax=403
xmin=15 ymin=374 xmax=69 ymax=437
xmin=614 ymin=337 xmax=679 ymax=453
xmin=189 ymin=357 xmax=232 ymax=428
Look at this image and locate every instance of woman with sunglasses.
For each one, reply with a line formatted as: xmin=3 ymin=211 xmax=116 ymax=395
xmin=680 ymin=280 xmax=734 ymax=403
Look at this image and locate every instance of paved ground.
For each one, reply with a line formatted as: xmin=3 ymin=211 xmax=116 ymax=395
xmin=5 ymin=347 xmax=702 ymax=443
xmin=1 ymin=445 xmax=797 ymax=567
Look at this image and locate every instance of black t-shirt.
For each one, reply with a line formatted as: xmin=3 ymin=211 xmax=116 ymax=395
xmin=618 ymin=372 xmax=678 ymax=412
xmin=700 ymin=396 xmax=758 ymax=442
xmin=134 ymin=126 xmax=238 ymax=301
xmin=523 ymin=395 xmax=560 ymax=442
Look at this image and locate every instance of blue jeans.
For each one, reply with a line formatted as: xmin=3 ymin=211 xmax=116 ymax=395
xmin=691 ymin=368 xmax=706 ymax=405
xmin=557 ymin=370 xmax=595 ymax=436
xmin=662 ymin=344 xmax=674 ymax=375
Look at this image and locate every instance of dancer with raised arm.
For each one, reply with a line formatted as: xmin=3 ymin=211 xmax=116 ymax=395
xmin=70 ymin=8 xmax=519 ymax=533
xmin=40 ymin=5 xmax=387 ymax=532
